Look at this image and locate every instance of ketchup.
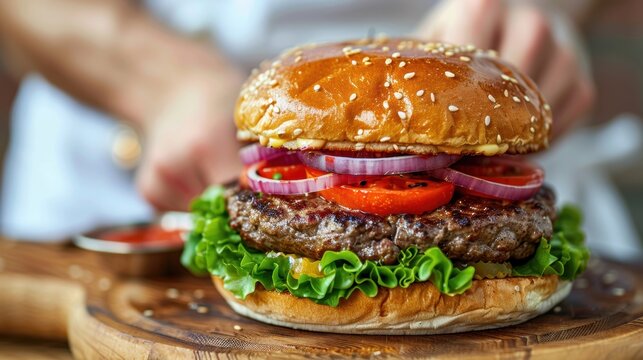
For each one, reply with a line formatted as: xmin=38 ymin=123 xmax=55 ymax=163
xmin=100 ymin=225 xmax=183 ymax=244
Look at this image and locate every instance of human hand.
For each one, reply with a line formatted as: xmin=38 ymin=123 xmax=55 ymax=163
xmin=416 ymin=0 xmax=595 ymax=138
xmin=136 ymin=69 xmax=244 ymax=211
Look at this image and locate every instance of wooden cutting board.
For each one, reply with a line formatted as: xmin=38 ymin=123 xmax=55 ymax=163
xmin=0 ymin=238 xmax=641 ymax=359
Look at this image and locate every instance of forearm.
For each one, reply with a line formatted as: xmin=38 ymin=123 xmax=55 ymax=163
xmin=0 ymin=0 xmax=236 ymax=126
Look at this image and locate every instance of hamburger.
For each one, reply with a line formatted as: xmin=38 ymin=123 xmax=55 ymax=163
xmin=182 ymin=38 xmax=590 ymax=334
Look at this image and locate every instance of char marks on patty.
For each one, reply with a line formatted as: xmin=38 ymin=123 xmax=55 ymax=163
xmin=227 ymin=187 xmax=556 ymax=265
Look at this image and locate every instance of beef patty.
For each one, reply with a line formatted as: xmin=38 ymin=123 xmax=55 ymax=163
xmin=227 ymin=187 xmax=556 ymax=265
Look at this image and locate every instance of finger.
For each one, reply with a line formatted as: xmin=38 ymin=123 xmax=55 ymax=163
xmin=536 ymin=46 xmax=577 ymax=112
xmin=438 ymin=0 xmax=505 ymax=49
xmin=551 ymin=76 xmax=595 ymax=139
xmin=498 ymin=4 xmax=554 ymax=80
xmin=136 ymin=160 xmax=198 ymax=211
xmin=199 ymin=140 xmax=243 ymax=186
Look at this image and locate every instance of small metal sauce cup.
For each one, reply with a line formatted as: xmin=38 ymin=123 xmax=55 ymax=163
xmin=73 ymin=212 xmax=192 ymax=277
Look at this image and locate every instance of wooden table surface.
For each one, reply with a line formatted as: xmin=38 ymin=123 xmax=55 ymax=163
xmin=0 ymin=238 xmax=641 ymax=359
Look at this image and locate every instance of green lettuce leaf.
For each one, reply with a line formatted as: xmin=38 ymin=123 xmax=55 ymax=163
xmin=182 ymin=187 xmax=589 ymax=306
xmin=512 ymin=205 xmax=590 ymax=280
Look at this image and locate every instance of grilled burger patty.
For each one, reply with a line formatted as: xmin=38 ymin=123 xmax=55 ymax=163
xmin=227 ymin=186 xmax=556 ymax=265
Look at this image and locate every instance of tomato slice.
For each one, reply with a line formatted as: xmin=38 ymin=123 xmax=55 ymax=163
xmin=307 ymin=167 xmax=453 ymax=216
xmin=451 ymin=157 xmax=544 ymax=198
xmin=257 ymin=163 xmax=308 ymax=180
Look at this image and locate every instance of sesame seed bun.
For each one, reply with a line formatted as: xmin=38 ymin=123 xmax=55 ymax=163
xmin=235 ymin=38 xmax=552 ymax=156
xmin=213 ymin=275 xmax=570 ymax=334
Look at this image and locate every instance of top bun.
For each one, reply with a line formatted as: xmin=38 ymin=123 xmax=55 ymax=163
xmin=235 ymin=38 xmax=552 ymax=156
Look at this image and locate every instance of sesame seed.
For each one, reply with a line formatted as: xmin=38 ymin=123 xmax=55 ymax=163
xmin=497 ymin=134 xmax=502 ymax=143
xmin=277 ymin=129 xmax=286 ymax=136
xmin=484 ymin=115 xmax=491 ymax=126
xmin=403 ymin=72 xmax=415 ymax=80
xmin=524 ymin=96 xmax=531 ymax=102
xmin=293 ymin=128 xmax=303 ymax=136
xmin=357 ymin=129 xmax=364 ymax=135
xmin=394 ymin=92 xmax=403 ymax=100
xmin=294 ymin=56 xmax=302 ymax=63
xmin=494 ymin=104 xmax=501 ymax=109
xmin=384 ymin=81 xmax=390 ymax=88
xmin=448 ymin=105 xmax=459 ymax=112
xmin=531 ymin=116 xmax=537 ymax=123
xmin=514 ymin=285 xmax=521 ymax=292
xmin=504 ymin=89 xmax=509 ymax=97
xmin=416 ymin=89 xmax=425 ymax=97
xmin=313 ymin=84 xmax=321 ymax=92
xmin=383 ymin=100 xmax=389 ymax=109
xmin=459 ymin=56 xmax=471 ymax=62
xmin=501 ymin=74 xmax=511 ymax=81
xmin=544 ymin=103 xmax=551 ymax=111
xmin=488 ymin=94 xmax=496 ymax=103
xmin=430 ymin=92 xmax=436 ymax=102
xmin=445 ymin=51 xmax=454 ymax=57
xmin=385 ymin=58 xmax=393 ymax=65
xmin=233 ymin=325 xmax=243 ymax=331
xmin=362 ymin=56 xmax=370 ymax=63
xmin=268 ymin=79 xmax=278 ymax=87
xmin=273 ymin=106 xmax=281 ymax=113
xmin=349 ymin=93 xmax=357 ymax=101
xmin=382 ymin=46 xmax=390 ymax=51
xmin=380 ymin=136 xmax=391 ymax=142
xmin=444 ymin=71 xmax=455 ymax=78
xmin=351 ymin=60 xmax=358 ymax=65
xmin=530 ymin=127 xmax=535 ymax=133
xmin=166 ymin=288 xmax=179 ymax=299
xmin=355 ymin=143 xmax=365 ymax=150
xmin=392 ymin=52 xmax=401 ymax=58
xmin=513 ymin=96 xmax=521 ymax=103
xmin=373 ymin=351 xmax=382 ymax=356
xmin=397 ymin=111 xmax=407 ymax=120
xmin=393 ymin=144 xmax=399 ymax=151
xmin=399 ymin=61 xmax=406 ymax=68
xmin=611 ymin=287 xmax=626 ymax=296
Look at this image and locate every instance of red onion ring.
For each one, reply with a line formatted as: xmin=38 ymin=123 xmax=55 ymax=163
xmin=297 ymin=152 xmax=461 ymax=175
xmin=239 ymin=143 xmax=289 ymax=165
xmin=429 ymin=159 xmax=544 ymax=201
xmin=246 ymin=161 xmax=365 ymax=195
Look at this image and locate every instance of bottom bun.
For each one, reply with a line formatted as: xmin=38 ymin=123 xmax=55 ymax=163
xmin=213 ymin=275 xmax=571 ymax=335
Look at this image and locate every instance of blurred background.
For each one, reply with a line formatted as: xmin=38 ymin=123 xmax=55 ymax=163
xmin=0 ymin=0 xmax=642 ymax=260
xmin=0 ymin=0 xmax=641 ymax=358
